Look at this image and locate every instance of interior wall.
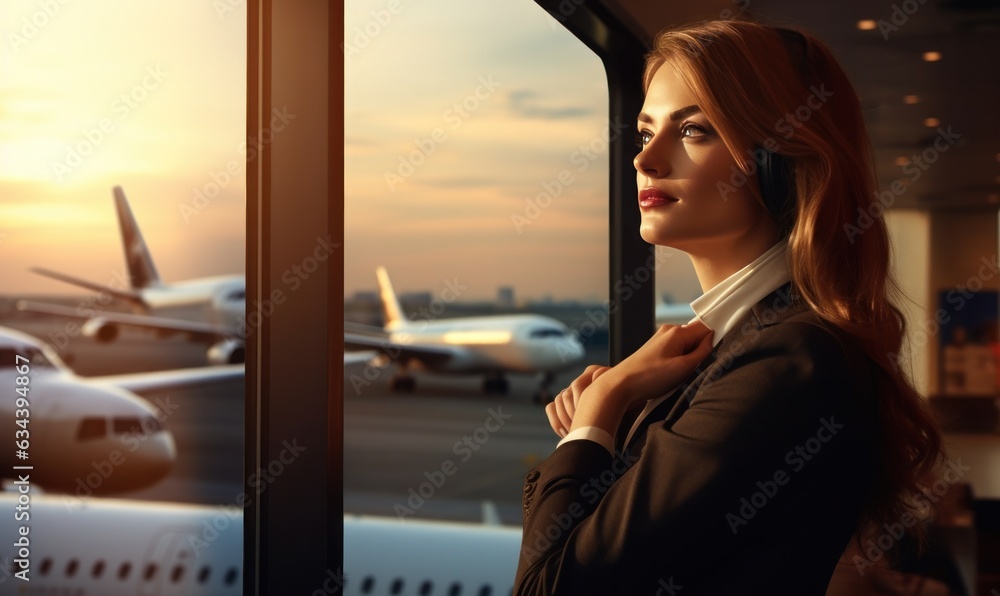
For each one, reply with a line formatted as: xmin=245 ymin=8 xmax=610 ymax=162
xmin=926 ymin=208 xmax=1000 ymax=396
xmin=886 ymin=209 xmax=931 ymax=396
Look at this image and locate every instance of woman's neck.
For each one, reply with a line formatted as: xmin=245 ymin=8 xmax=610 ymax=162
xmin=686 ymin=229 xmax=781 ymax=293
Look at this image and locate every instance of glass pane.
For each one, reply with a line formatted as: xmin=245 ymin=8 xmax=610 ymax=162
xmin=344 ymin=0 xmax=608 ymax=589
xmin=0 ymin=1 xmax=245 ymax=592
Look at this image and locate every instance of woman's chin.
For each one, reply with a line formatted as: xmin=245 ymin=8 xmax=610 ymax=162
xmin=639 ymin=225 xmax=669 ymax=247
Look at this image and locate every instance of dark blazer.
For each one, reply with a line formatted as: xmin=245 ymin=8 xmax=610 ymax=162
xmin=515 ymin=282 xmax=880 ymax=595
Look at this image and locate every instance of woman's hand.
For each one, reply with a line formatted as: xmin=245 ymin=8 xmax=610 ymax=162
xmin=546 ymin=364 xmax=610 ymax=438
xmin=549 ymin=322 xmax=714 ymax=439
xmin=598 ymin=321 xmax=714 ymax=407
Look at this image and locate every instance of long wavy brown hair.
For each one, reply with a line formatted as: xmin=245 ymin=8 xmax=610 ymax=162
xmin=642 ymin=20 xmax=944 ymax=546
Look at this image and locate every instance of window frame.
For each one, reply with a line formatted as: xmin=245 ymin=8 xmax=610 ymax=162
xmin=244 ymin=1 xmax=647 ymax=591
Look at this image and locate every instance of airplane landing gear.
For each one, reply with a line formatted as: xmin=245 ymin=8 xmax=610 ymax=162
xmin=532 ymin=372 xmax=556 ymax=404
xmin=483 ymin=373 xmax=509 ymax=395
xmin=390 ymin=374 xmax=416 ymax=393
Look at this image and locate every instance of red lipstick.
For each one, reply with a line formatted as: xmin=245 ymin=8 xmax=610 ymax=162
xmin=639 ymin=188 xmax=679 ymax=209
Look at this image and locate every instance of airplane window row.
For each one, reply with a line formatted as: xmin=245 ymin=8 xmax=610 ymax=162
xmin=355 ymin=575 xmax=512 ymax=596
xmin=33 ymin=556 xmax=239 ymax=587
xmin=528 ymin=328 xmax=567 ymax=339
xmin=0 ymin=347 xmax=54 ymax=368
xmin=76 ymin=416 xmax=163 ymax=441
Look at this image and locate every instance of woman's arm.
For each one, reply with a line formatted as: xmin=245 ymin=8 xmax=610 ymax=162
xmin=546 ymin=322 xmax=714 ymax=442
xmin=515 ymin=321 xmax=877 ymax=595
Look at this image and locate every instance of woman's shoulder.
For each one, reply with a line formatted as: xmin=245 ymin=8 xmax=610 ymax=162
xmin=707 ymin=300 xmax=878 ymax=411
xmin=726 ymin=284 xmax=867 ymax=366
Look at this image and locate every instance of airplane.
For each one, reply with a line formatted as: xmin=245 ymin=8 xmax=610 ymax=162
xmin=344 ymin=267 xmax=585 ymax=401
xmin=0 ymin=494 xmax=522 ymax=595
xmin=0 ymin=325 xmax=242 ymax=495
xmin=17 ymin=186 xmax=247 ymax=365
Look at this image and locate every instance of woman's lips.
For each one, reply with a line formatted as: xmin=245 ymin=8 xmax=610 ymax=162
xmin=639 ymin=188 xmax=679 ymax=209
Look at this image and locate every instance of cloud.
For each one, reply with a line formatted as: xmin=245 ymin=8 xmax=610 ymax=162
xmin=505 ymin=88 xmax=596 ymax=120
xmin=410 ymin=176 xmax=504 ymax=190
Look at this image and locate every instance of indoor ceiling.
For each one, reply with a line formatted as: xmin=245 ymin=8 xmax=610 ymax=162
xmin=600 ymin=0 xmax=1000 ymax=210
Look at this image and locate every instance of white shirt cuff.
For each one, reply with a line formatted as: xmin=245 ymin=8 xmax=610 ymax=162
xmin=557 ymin=426 xmax=614 ymax=456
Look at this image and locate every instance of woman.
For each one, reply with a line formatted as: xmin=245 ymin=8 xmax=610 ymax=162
xmin=515 ymin=19 xmax=943 ymax=595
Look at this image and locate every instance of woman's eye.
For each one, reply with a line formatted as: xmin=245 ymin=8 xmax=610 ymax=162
xmin=635 ymin=130 xmax=652 ymax=149
xmin=681 ymin=123 xmax=708 ymax=138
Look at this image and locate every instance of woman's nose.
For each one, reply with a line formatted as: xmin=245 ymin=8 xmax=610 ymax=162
xmin=634 ymin=140 xmax=670 ymax=179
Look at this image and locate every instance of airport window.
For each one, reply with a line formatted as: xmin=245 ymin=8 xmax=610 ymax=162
xmin=361 ymin=575 xmax=375 ymax=593
xmin=39 ymin=558 xmax=51 ymax=576
xmin=76 ymin=417 xmax=107 ymax=441
xmin=171 ymin=564 xmax=185 ymax=582
xmin=2 ymin=1 xmax=246 ymax=590
xmin=419 ymin=579 xmax=433 ymax=595
xmin=197 ymin=565 xmax=211 ymax=584
xmin=65 ymin=559 xmax=78 ymax=578
xmin=344 ymin=9 xmax=608 ymax=591
xmin=224 ymin=567 xmax=239 ymax=586
xmin=143 ymin=563 xmax=158 ymax=581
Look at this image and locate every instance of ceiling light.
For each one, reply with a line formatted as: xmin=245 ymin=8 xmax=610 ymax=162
xmin=923 ymin=51 xmax=942 ymax=62
xmin=856 ymin=20 xmax=877 ymax=30
xmin=923 ymin=117 xmax=940 ymax=127
xmin=894 ymin=156 xmax=909 ymax=166
xmin=904 ymin=95 xmax=919 ymax=104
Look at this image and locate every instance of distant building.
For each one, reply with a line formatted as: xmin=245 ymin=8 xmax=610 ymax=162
xmin=350 ymin=291 xmax=378 ymax=304
xmin=400 ymin=291 xmax=433 ymax=306
xmin=497 ymin=286 xmax=515 ymax=309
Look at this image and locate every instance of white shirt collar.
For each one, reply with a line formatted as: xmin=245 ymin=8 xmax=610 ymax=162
xmin=689 ymin=238 xmax=791 ymax=347
xmin=619 ymin=238 xmax=793 ymax=451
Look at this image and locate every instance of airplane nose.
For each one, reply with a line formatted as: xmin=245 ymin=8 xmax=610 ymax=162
xmin=562 ymin=338 xmax=585 ymax=364
xmin=116 ymin=431 xmax=175 ymax=492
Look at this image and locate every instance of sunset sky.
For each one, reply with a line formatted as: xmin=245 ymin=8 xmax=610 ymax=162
xmin=344 ymin=0 xmax=703 ymax=303
xmin=0 ymin=0 xmax=246 ymax=295
xmin=1 ymin=1 xmax=704 ymax=304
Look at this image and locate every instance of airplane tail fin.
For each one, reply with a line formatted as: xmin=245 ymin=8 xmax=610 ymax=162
xmin=375 ymin=267 xmax=409 ymax=330
xmin=113 ymin=186 xmax=162 ymax=289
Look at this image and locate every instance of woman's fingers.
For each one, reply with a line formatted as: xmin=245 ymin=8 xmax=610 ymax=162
xmin=544 ymin=401 xmax=566 ymax=438
xmin=553 ymin=390 xmax=573 ymax=433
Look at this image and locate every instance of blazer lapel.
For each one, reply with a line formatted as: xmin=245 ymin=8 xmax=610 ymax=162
xmin=620 ymin=281 xmax=806 ymax=456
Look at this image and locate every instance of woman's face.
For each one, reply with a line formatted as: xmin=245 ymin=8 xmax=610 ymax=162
xmin=634 ymin=63 xmax=772 ymax=251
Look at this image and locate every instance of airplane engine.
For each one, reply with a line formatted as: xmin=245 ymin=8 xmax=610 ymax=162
xmin=208 ymin=338 xmax=246 ymax=364
xmin=81 ymin=317 xmax=119 ymax=343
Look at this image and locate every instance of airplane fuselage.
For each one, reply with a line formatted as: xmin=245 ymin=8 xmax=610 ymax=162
xmin=0 ymin=329 xmax=175 ymax=495
xmin=387 ymin=314 xmax=584 ymax=373
xmin=140 ymin=275 xmax=246 ymax=334
xmin=0 ymin=495 xmax=522 ymax=595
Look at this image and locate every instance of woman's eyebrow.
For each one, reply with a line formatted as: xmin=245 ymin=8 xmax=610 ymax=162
xmin=637 ymin=104 xmax=702 ymax=123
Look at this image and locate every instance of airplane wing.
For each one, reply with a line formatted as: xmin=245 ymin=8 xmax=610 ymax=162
xmin=16 ymin=300 xmax=233 ymax=342
xmin=87 ymin=365 xmax=244 ymax=394
xmin=30 ymin=266 xmax=147 ymax=306
xmin=344 ymin=331 xmax=457 ymax=368
xmin=344 ymin=350 xmax=378 ymax=365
